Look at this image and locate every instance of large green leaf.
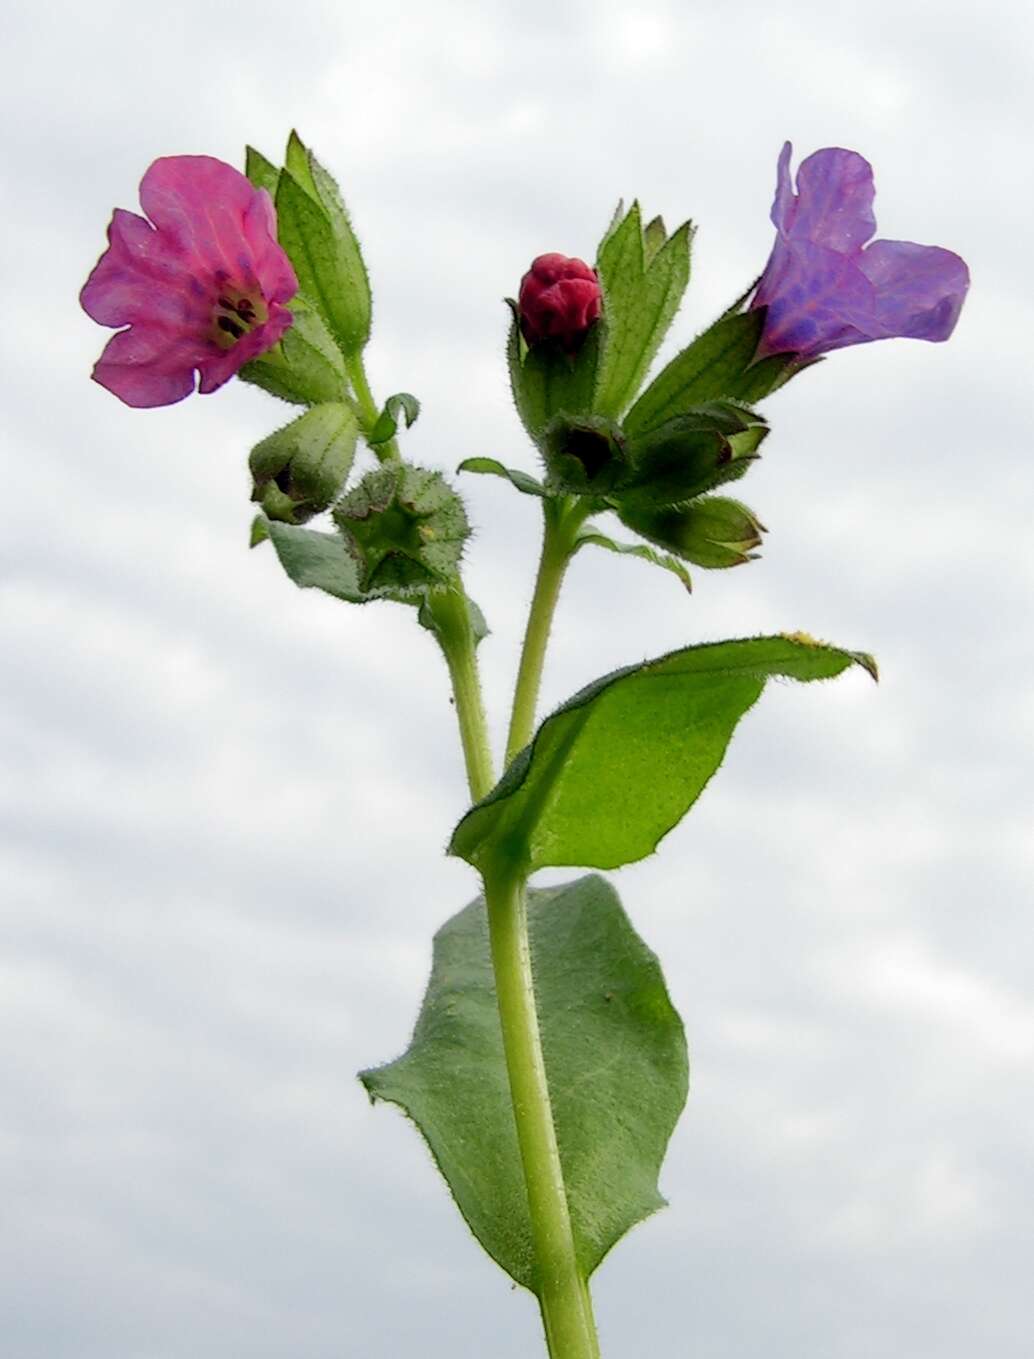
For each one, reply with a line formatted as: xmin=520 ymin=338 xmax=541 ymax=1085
xmin=451 ymin=635 xmax=876 ymax=874
xmin=594 ymin=203 xmax=693 ymax=420
xmin=624 ymin=310 xmax=799 ymax=436
xmin=360 ymin=874 xmax=687 ymax=1291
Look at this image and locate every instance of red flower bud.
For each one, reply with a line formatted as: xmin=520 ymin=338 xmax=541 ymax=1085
xmin=518 ymin=253 xmax=602 ymax=350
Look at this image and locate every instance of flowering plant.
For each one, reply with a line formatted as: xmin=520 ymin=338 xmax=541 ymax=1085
xmin=81 ymin=132 xmax=968 ymax=1358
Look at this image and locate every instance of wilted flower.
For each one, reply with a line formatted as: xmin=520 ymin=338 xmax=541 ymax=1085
xmin=81 ymin=156 xmax=298 ymax=408
xmin=518 ymin=253 xmax=602 ymax=350
xmin=754 ymin=143 xmax=969 ymax=359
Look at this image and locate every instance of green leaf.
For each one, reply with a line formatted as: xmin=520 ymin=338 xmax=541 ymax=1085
xmin=625 ymin=311 xmax=799 ymax=436
xmin=239 ymin=299 xmax=350 ymax=407
xmin=507 ymin=313 xmax=602 ymax=446
xmin=369 ymin=392 xmax=421 ymax=446
xmin=360 ymin=874 xmax=687 ymax=1290
xmin=275 ymin=151 xmax=371 ymax=357
xmin=261 ymin=519 xmax=420 ymax=606
xmin=284 ymin=128 xmax=319 ymax=199
xmin=594 ymin=203 xmax=693 ymax=421
xmin=244 ymin=145 xmax=279 ymax=196
xmin=456 ymin=457 xmax=546 ymax=498
xmin=450 ymin=635 xmax=877 ymax=874
xmin=575 ymin=530 xmax=692 ymax=592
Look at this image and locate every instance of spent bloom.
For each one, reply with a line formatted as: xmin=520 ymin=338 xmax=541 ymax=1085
xmin=754 ymin=142 xmax=969 ymax=359
xmin=518 ymin=253 xmax=602 ymax=350
xmin=81 ymin=156 xmax=298 ymax=408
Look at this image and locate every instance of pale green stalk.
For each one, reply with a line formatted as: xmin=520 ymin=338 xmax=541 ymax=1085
xmin=505 ymin=497 xmax=590 ymax=764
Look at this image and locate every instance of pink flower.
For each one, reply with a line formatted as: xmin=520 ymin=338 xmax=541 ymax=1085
xmin=518 ymin=254 xmax=602 ymax=350
xmin=81 ymin=156 xmax=298 ymax=408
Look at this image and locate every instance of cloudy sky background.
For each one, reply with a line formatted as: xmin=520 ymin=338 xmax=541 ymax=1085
xmin=3 ymin=1 xmax=1032 ymax=1355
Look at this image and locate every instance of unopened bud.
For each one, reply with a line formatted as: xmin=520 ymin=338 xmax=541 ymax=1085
xmin=518 ymin=253 xmax=602 ymax=351
xmin=619 ymin=496 xmax=765 ymax=569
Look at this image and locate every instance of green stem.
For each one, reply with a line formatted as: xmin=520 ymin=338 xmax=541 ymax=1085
xmin=483 ymin=866 xmax=601 ymax=1359
xmin=425 ymin=586 xmax=495 ymax=803
xmin=345 ymin=352 xmax=400 ymax=463
xmin=505 ymin=497 xmax=588 ymax=765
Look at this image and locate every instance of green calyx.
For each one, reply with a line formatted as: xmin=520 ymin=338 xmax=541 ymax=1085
xmin=541 ymin=413 xmax=629 ymax=495
xmin=334 ymin=464 xmax=470 ymax=591
xmin=249 ymin=402 xmax=358 ymax=524
xmin=618 ymin=495 xmax=766 ymax=569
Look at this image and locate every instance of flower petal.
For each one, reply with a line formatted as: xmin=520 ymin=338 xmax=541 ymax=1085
xmin=242 ymin=189 xmax=298 ymax=305
xmin=92 ymin=324 xmax=203 ymax=408
xmin=80 ymin=209 xmax=204 ymax=329
xmin=859 ymin=239 xmax=970 ymax=342
xmin=756 ymin=239 xmax=878 ymax=357
xmin=140 ymin=156 xmax=257 ymax=280
xmin=770 ymin=141 xmax=796 ymax=234
xmin=788 ymin=148 xmax=877 ymax=253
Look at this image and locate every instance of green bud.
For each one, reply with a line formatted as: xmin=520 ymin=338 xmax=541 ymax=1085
xmin=615 ymin=402 xmax=768 ymax=510
xmin=334 ymin=465 xmax=470 ymax=592
xmin=541 ymin=413 xmax=630 ymax=495
xmin=249 ymin=402 xmax=358 ymax=524
xmin=619 ymin=495 xmax=765 ymax=568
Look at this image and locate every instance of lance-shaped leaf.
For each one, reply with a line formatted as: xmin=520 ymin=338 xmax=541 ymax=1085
xmin=275 ymin=132 xmax=371 ymax=357
xmin=594 ymin=202 xmax=693 ymax=420
xmin=457 ymin=457 xmax=547 ymax=498
xmin=360 ymin=874 xmax=688 ymax=1291
xmin=244 ymin=145 xmax=279 ymax=196
xmin=575 ymin=529 xmax=692 ymax=593
xmin=450 ymin=635 xmax=877 ymax=874
xmin=625 ymin=309 xmax=800 ymax=436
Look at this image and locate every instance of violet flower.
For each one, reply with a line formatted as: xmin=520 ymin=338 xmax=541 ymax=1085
xmin=81 ymin=156 xmax=298 ymax=408
xmin=754 ymin=142 xmax=969 ymax=359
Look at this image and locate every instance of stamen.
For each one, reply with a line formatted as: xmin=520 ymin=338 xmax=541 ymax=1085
xmin=218 ymin=316 xmax=245 ymax=339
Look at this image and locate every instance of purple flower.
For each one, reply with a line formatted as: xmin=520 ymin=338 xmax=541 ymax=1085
xmin=81 ymin=156 xmax=298 ymax=408
xmin=753 ymin=143 xmax=969 ymax=359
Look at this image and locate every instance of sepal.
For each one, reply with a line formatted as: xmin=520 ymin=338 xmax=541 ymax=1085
xmin=334 ymin=464 xmax=470 ymax=591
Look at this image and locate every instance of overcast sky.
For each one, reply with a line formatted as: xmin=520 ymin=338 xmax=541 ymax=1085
xmin=2 ymin=2 xmax=1033 ymax=1356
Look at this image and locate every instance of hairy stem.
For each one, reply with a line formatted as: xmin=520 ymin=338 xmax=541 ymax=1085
xmin=425 ymin=586 xmax=495 ymax=803
xmin=483 ymin=865 xmax=601 ymax=1359
xmin=505 ymin=497 xmax=589 ymax=765
xmin=345 ymin=353 xmax=400 ymax=463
